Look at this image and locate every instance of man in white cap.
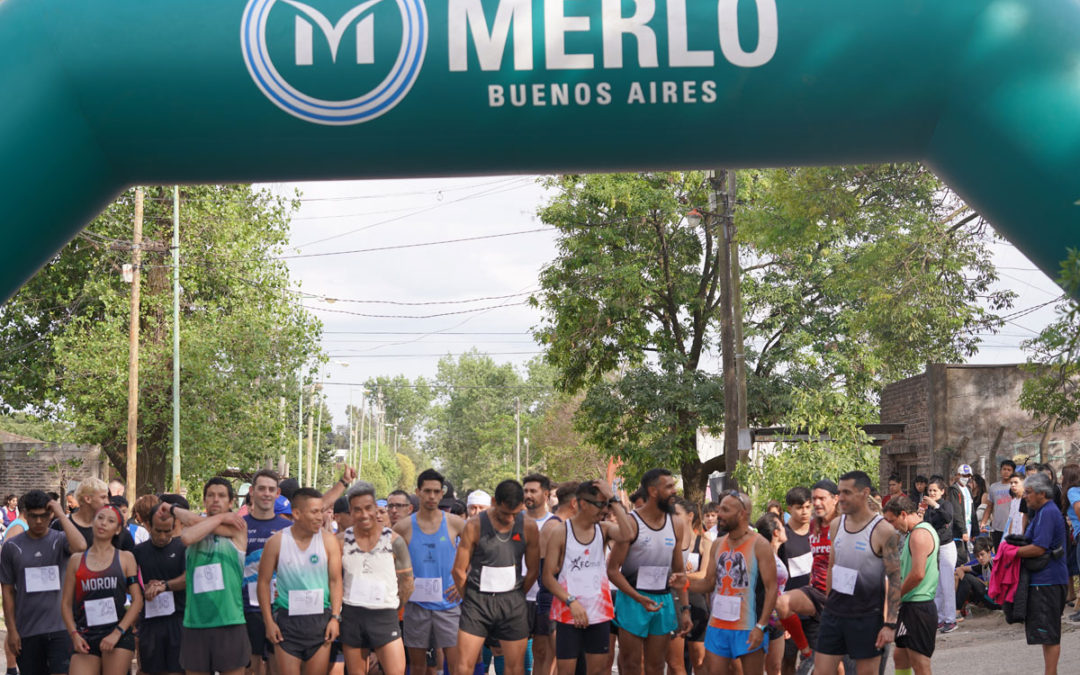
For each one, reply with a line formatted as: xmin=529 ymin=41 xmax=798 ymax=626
xmin=467 ymin=491 xmax=491 ymax=518
xmin=948 ymin=464 xmax=975 ymax=565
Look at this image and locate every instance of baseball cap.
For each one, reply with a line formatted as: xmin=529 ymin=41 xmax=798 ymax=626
xmin=274 ymin=495 xmax=292 ymax=515
xmin=956 ymin=464 xmax=973 ymax=475
xmin=466 ymin=490 xmax=492 ymax=507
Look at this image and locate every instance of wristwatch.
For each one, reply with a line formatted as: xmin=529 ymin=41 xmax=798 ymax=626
xmin=883 ymin=622 xmax=897 ymax=630
xmin=680 ymin=605 xmax=691 ymax=613
xmin=331 ymin=614 xmax=342 ymax=622
xmin=755 ymin=623 xmax=767 ymax=632
xmin=566 ymin=595 xmax=577 ymax=605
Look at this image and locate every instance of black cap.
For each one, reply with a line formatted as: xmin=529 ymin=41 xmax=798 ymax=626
xmin=811 ymin=479 xmax=839 ymax=495
xmin=333 ymin=496 xmax=349 ymax=514
xmin=278 ymin=478 xmax=299 ymax=501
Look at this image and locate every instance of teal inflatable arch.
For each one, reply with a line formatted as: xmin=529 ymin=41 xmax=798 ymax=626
xmin=1 ymin=0 xmax=1078 ymax=301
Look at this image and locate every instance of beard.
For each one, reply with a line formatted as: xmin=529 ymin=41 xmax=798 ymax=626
xmin=657 ymin=494 xmax=676 ymax=514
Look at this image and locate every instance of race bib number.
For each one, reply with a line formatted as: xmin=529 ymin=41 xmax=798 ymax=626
xmin=831 ymin=565 xmax=857 ymax=595
xmin=479 ymin=565 xmax=516 ymax=593
xmin=349 ymin=579 xmax=386 ymax=606
xmin=635 ymin=565 xmax=669 ymax=591
xmin=289 ymin=589 xmax=324 ymax=616
xmin=567 ymin=568 xmax=602 ymax=597
xmin=145 ymin=591 xmax=175 ymax=618
xmin=410 ymin=577 xmax=443 ymax=603
xmin=711 ymin=593 xmax=741 ymax=622
xmin=85 ymin=597 xmax=119 ymax=627
xmin=24 ymin=566 xmax=60 ymax=593
xmin=193 ymin=563 xmax=224 ymax=594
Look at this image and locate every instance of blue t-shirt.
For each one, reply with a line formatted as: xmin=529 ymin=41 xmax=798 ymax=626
xmin=1066 ymin=487 xmax=1080 ymax=535
xmin=1024 ymin=501 xmax=1068 ymax=586
xmin=243 ymin=513 xmax=292 ymax=611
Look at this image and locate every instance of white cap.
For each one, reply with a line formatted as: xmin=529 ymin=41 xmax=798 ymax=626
xmin=956 ymin=464 xmax=973 ymax=475
xmin=466 ymin=490 xmax=491 ymax=507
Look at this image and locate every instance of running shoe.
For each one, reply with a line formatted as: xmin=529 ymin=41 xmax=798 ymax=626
xmin=939 ymin=621 xmax=958 ymax=634
xmin=1066 ymin=610 xmax=1080 ymax=624
xmin=795 ymin=653 xmax=815 ymax=675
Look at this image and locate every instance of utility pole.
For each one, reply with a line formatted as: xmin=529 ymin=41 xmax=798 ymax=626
xmin=515 ymin=397 xmax=521 ymax=481
xmin=297 ymin=382 xmax=304 ymax=486
xmin=278 ymin=396 xmax=287 ymax=476
xmin=524 ymin=437 xmax=529 ymax=474
xmin=712 ymin=169 xmax=741 ymax=477
xmin=358 ymin=393 xmax=366 ymax=471
xmin=125 ymin=187 xmax=143 ymax=505
xmin=306 ymin=398 xmax=315 ymax=487
xmin=730 ymin=191 xmax=750 ymax=462
xmin=170 ymin=186 xmax=182 ymax=492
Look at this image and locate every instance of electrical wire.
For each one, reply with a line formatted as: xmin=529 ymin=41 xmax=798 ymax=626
xmin=303 ymin=300 xmax=528 ymax=320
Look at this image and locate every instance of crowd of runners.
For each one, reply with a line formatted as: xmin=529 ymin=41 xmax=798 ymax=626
xmin=0 ymin=459 xmax=1074 ymax=675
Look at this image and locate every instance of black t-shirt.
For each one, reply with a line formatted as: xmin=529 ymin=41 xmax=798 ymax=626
xmin=51 ymin=515 xmax=136 ymax=551
xmin=133 ymin=537 xmax=187 ymax=620
xmin=779 ymin=524 xmax=813 ymax=591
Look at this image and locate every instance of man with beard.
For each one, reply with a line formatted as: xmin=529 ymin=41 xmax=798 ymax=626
xmin=607 ymin=468 xmax=692 ymax=675
xmin=452 ymin=480 xmax=540 ymax=675
xmin=542 ymin=480 xmax=632 ymax=674
xmin=522 ymin=474 xmax=556 ymax=675
xmin=776 ymin=479 xmax=839 ymax=675
xmin=134 ymin=501 xmax=188 ymax=675
xmin=691 ymin=491 xmax=777 ymax=675
xmin=814 ymin=471 xmax=902 ymax=675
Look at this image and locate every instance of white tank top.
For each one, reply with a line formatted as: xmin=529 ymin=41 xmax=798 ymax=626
xmin=342 ymin=527 xmax=399 ymax=610
xmin=525 ymin=512 xmax=555 ymax=601
xmin=275 ymin=527 xmax=330 ymax=612
xmin=553 ymin=523 xmax=613 ymax=624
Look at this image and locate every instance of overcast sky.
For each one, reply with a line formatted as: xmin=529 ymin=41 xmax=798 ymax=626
xmin=261 ymin=176 xmax=1065 ymax=437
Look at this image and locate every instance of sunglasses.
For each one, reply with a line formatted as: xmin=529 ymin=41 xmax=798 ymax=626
xmin=580 ymin=497 xmax=612 ymax=510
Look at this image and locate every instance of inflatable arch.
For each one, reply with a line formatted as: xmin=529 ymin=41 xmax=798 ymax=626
xmin=1 ymin=0 xmax=1078 ymax=302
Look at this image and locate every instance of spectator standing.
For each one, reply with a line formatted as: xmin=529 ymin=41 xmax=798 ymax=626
xmin=1060 ymin=463 xmax=1080 ymax=622
xmin=882 ymin=475 xmax=906 ymax=508
xmin=3 ymin=495 xmax=18 ymax=528
xmin=919 ymin=477 xmax=957 ymax=634
xmin=982 ymin=461 xmax=1016 ymax=549
xmin=1016 ymin=473 xmax=1068 ymax=675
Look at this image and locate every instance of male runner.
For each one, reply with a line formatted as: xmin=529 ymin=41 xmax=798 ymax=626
xmin=393 ymin=469 xmax=467 ymax=675
xmin=386 ymin=490 xmax=414 ymax=527
xmin=543 ymin=480 xmax=631 ymax=675
xmin=607 ymin=468 xmax=692 ymax=675
xmin=690 ymin=491 xmax=778 ymax=675
xmin=981 ymin=460 xmax=1016 ymax=549
xmin=882 ymin=497 xmax=938 ymax=675
xmin=777 ymin=487 xmax=812 ymax=675
xmin=51 ymin=478 xmax=135 ymax=551
xmin=537 ymin=482 xmax=579 ymax=674
xmin=1 ymin=491 xmax=87 ymax=675
xmin=243 ymin=469 xmax=293 ymax=675
xmin=522 ymin=473 xmax=556 ymax=675
xmin=339 ymin=481 xmax=413 ymax=675
xmin=177 ymin=477 xmax=251 ymax=675
xmin=134 ymin=502 xmax=188 ymax=675
xmin=452 ymin=480 xmax=540 ymax=675
xmin=776 ymin=479 xmax=839 ymax=675
xmin=814 ymin=471 xmax=902 ymax=675
xmin=258 ymin=488 xmax=343 ymax=675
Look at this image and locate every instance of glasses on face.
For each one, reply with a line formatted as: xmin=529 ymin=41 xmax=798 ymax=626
xmin=25 ymin=511 xmax=51 ymax=521
xmin=386 ymin=502 xmax=410 ymax=510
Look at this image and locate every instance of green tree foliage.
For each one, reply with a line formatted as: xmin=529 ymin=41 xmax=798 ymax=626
xmin=0 ymin=186 xmax=323 ymax=495
xmin=1019 ymin=250 xmax=1077 ymax=428
xmin=395 ymin=452 xmax=416 ymax=491
xmin=533 ymin=167 xmax=1011 ymax=502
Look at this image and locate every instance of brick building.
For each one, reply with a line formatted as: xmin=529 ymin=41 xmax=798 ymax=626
xmin=879 ymin=364 xmax=1080 ymax=490
xmin=0 ymin=430 xmax=103 ymax=499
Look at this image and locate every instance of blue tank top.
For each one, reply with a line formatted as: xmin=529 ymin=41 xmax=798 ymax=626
xmin=408 ymin=512 xmax=460 ymax=610
xmin=242 ymin=514 xmax=292 ymax=611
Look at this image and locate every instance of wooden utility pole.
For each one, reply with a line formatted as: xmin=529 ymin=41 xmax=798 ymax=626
xmin=125 ymin=187 xmax=144 ymax=506
xmin=731 ymin=202 xmax=749 ymax=461
xmin=712 ymin=170 xmax=741 ymax=476
xmin=515 ymin=397 xmax=521 ymax=481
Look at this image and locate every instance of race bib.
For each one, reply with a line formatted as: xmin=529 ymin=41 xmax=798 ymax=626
xmin=410 ymin=577 xmax=443 ymax=603
xmin=711 ymin=593 xmax=741 ymax=622
xmin=831 ymin=565 xmax=857 ymax=595
xmin=348 ymin=578 xmax=386 ymax=606
xmin=85 ymin=597 xmax=119 ymax=627
xmin=567 ymin=568 xmax=603 ymax=597
xmin=289 ymin=589 xmax=324 ymax=616
xmin=145 ymin=591 xmax=175 ymax=618
xmin=24 ymin=566 xmax=60 ymax=593
xmin=479 ymin=565 xmax=516 ymax=593
xmin=193 ymin=563 xmax=225 ymax=594
xmin=786 ymin=552 xmax=813 ymax=578
xmin=635 ymin=565 xmax=669 ymax=591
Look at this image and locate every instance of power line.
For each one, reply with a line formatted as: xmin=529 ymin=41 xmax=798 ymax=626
xmin=296 ymin=290 xmax=536 ymax=307
xmin=325 ymin=351 xmax=543 ymax=359
xmin=304 ymin=300 xmax=529 ymax=320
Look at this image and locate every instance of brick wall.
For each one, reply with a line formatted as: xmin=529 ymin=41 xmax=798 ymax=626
xmin=0 ymin=443 xmax=103 ymax=499
xmin=879 ymin=373 xmax=931 ymax=489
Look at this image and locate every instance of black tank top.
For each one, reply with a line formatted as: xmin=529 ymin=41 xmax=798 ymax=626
xmin=73 ymin=550 xmax=126 ymax=633
xmin=466 ymin=511 xmax=526 ymax=593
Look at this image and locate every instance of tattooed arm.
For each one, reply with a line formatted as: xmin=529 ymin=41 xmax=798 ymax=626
xmin=874 ymin=520 xmax=902 ymax=649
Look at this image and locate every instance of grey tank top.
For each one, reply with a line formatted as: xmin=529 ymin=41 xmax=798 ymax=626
xmin=620 ymin=511 xmax=676 ymax=592
xmin=466 ymin=511 xmax=526 ymax=593
xmin=825 ymin=514 xmax=886 ymax=617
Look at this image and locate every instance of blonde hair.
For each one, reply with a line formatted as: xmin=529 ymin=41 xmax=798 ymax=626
xmin=75 ymin=477 xmax=108 ymax=502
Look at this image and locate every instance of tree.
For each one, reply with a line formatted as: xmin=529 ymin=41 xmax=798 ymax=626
xmin=0 ymin=186 xmax=323 ymax=494
xmin=1019 ymin=249 xmax=1076 ymax=431
xmin=534 ymin=167 xmax=1012 ymax=503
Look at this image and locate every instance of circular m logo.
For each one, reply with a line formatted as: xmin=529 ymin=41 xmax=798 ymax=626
xmin=241 ymin=0 xmax=428 ymax=125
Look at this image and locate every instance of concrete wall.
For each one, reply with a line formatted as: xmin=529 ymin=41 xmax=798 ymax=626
xmin=0 ymin=442 xmax=103 ymax=499
xmin=880 ymin=364 xmax=1080 ymax=489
